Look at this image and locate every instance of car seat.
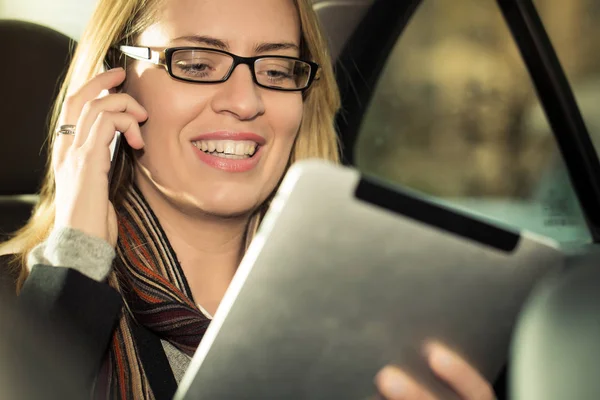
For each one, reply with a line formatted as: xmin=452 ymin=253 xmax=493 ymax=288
xmin=0 ymin=20 xmax=73 ymax=243
xmin=312 ymin=0 xmax=375 ymax=61
xmin=510 ymin=259 xmax=600 ymax=400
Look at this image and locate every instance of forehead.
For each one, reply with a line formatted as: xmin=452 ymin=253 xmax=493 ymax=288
xmin=141 ymin=0 xmax=301 ymax=48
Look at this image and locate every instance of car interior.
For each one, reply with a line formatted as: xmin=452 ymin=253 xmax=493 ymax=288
xmin=510 ymin=256 xmax=600 ymax=400
xmin=1 ymin=0 xmax=599 ymax=398
xmin=0 ymin=20 xmax=72 ymax=244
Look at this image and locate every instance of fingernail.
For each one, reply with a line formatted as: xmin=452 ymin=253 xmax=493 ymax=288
xmin=430 ymin=345 xmax=452 ymax=368
xmin=108 ymin=67 xmax=124 ymax=73
xmin=376 ymin=367 xmax=405 ymax=398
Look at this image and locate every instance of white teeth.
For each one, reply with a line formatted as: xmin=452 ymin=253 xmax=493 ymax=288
xmin=211 ymin=153 xmax=247 ymax=160
xmin=224 ymin=142 xmax=235 ymax=154
xmin=235 ymin=142 xmax=245 ymax=155
xmin=193 ymin=139 xmax=258 ymax=156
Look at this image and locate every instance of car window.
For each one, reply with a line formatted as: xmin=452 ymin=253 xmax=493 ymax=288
xmin=534 ymin=0 xmax=600 ymax=158
xmin=354 ymin=0 xmax=591 ymax=243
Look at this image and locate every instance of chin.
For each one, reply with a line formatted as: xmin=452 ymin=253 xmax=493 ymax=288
xmin=195 ymin=200 xmax=259 ymax=219
xmin=183 ymin=188 xmax=265 ymax=219
xmin=181 ymin=175 xmax=277 ymax=219
xmin=135 ymin=163 xmax=272 ymax=219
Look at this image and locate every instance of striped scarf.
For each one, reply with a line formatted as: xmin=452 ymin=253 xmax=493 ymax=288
xmin=96 ymin=185 xmax=211 ymax=399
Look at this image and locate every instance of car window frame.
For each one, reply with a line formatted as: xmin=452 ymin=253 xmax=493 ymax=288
xmin=334 ymin=0 xmax=600 ymax=243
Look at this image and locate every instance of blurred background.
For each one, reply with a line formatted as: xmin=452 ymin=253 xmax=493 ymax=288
xmin=354 ymin=0 xmax=600 ymax=243
xmin=0 ymin=0 xmax=93 ymax=39
xmin=1 ymin=0 xmax=598 ymax=242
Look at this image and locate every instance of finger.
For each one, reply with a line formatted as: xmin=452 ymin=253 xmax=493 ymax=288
xmin=58 ymin=68 xmax=126 ymax=126
xmin=74 ymin=93 xmax=147 ymax=147
xmin=375 ymin=365 xmax=437 ymax=400
xmin=53 ymin=132 xmax=75 ymax=172
xmin=84 ymin=111 xmax=144 ymax=152
xmin=426 ymin=343 xmax=495 ymax=400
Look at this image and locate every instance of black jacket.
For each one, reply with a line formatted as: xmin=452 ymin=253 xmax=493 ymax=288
xmin=0 ymin=254 xmax=122 ymax=399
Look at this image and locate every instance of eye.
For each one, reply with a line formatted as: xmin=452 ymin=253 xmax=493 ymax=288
xmin=174 ymin=61 xmax=213 ymax=77
xmin=266 ymin=69 xmax=293 ymax=80
xmin=171 ymin=49 xmax=231 ymax=80
xmin=257 ymin=61 xmax=294 ymax=82
xmin=179 ymin=63 xmax=208 ymax=73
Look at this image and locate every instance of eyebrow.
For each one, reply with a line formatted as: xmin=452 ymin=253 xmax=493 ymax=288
xmin=255 ymin=42 xmax=299 ymax=54
xmin=171 ymin=35 xmax=299 ymax=54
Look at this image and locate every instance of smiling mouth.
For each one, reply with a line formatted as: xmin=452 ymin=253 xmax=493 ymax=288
xmin=192 ymin=139 xmax=259 ymax=159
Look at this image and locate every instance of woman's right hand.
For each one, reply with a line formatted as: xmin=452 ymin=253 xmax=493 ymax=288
xmin=52 ymin=68 xmax=147 ymax=247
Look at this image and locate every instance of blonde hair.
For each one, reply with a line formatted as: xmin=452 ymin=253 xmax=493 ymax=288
xmin=1 ymin=0 xmax=341 ymax=291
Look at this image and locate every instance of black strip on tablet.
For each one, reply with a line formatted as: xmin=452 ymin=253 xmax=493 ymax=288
xmin=355 ymin=176 xmax=520 ymax=252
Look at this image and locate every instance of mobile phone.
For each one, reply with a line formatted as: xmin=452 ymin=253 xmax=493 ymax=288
xmin=103 ymin=57 xmax=123 ymax=185
xmin=108 ymin=132 xmax=122 ymax=184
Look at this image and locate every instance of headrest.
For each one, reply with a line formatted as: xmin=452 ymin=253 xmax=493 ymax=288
xmin=312 ymin=0 xmax=373 ymax=61
xmin=0 ymin=20 xmax=73 ymax=195
xmin=511 ymin=262 xmax=600 ymax=399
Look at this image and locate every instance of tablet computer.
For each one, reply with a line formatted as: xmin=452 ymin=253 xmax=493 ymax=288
xmin=176 ymin=160 xmax=563 ymax=400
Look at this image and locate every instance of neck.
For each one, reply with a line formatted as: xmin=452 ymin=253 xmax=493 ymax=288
xmin=134 ymin=176 xmax=250 ymax=313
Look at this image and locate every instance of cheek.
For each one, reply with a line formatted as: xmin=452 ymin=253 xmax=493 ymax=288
xmin=127 ymin=72 xmax=211 ymax=180
xmin=131 ymin=75 xmax=209 ymax=142
xmin=248 ymin=95 xmax=302 ymax=209
xmin=266 ymin=94 xmax=303 ymax=177
xmin=269 ymin=93 xmax=304 ymax=149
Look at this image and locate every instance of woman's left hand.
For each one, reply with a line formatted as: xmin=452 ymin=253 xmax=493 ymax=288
xmin=374 ymin=342 xmax=496 ymax=400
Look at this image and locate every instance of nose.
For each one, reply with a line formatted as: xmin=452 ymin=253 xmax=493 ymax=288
xmin=211 ymin=64 xmax=265 ymax=121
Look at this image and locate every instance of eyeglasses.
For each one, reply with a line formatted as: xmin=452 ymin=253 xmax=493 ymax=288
xmin=118 ymin=45 xmax=320 ymax=92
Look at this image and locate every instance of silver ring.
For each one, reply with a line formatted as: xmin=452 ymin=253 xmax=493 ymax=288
xmin=56 ymin=124 xmax=76 ymax=136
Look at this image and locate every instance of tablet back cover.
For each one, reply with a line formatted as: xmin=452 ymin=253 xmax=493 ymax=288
xmin=176 ymin=160 xmax=562 ymax=400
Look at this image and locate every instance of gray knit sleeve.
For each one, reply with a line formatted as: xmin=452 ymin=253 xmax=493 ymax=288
xmin=27 ymin=227 xmax=115 ymax=282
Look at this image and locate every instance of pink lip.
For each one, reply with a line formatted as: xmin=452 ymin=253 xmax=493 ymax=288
xmin=190 ymin=131 xmax=264 ymax=173
xmin=190 ymin=131 xmax=266 ymax=145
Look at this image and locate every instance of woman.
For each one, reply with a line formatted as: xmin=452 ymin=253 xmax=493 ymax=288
xmin=0 ymin=0 xmax=497 ymax=398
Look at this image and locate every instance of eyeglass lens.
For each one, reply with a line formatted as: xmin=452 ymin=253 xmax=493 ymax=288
xmin=171 ymin=49 xmax=312 ymax=89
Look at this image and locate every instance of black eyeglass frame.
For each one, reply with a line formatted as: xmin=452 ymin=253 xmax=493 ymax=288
xmin=118 ymin=45 xmax=321 ymax=92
